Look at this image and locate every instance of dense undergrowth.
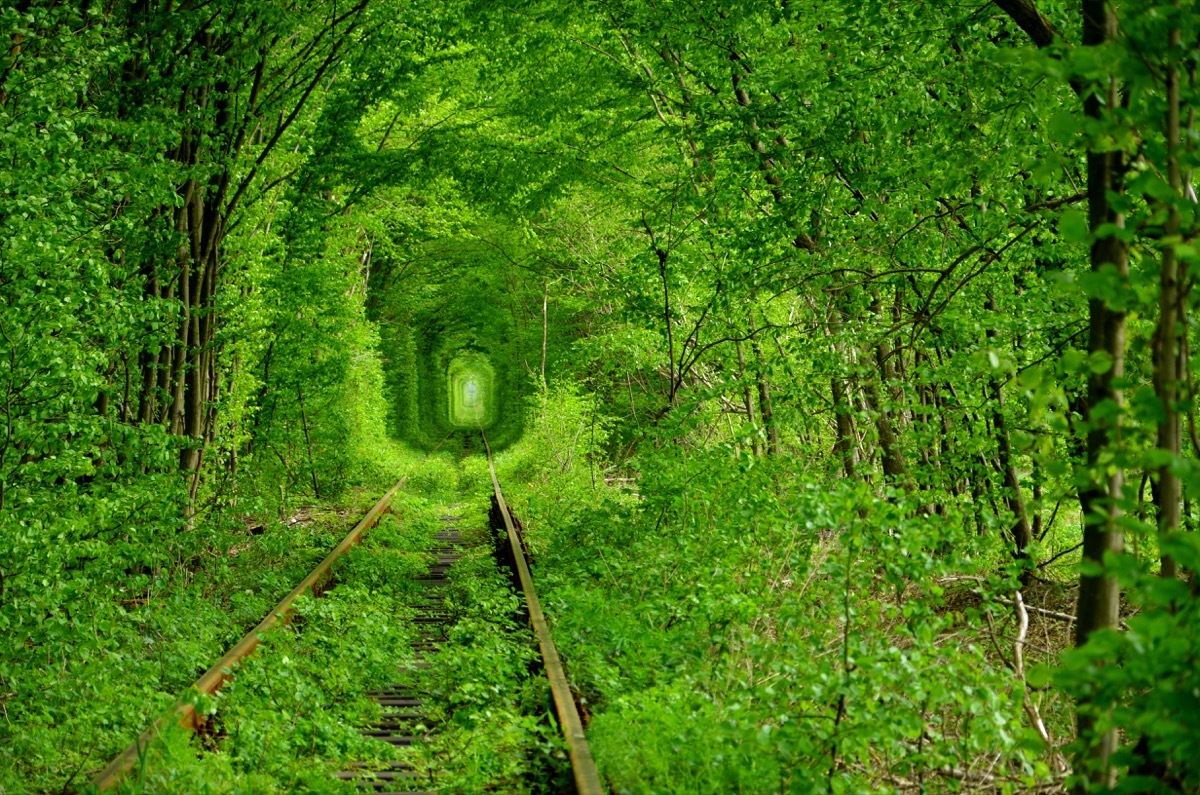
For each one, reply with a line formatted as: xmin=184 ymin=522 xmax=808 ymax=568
xmin=9 ymin=452 xmax=567 ymax=795
xmin=0 ymin=446 xmax=415 ymax=795
xmin=495 ymin=386 xmax=1075 ymax=793
xmin=110 ymin=495 xmax=439 ymax=795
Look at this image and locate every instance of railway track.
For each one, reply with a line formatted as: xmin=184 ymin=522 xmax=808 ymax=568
xmin=335 ymin=519 xmax=464 ymax=794
xmin=90 ymin=446 xmax=602 ymax=794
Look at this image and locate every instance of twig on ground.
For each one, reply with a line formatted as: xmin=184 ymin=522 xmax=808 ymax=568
xmin=1013 ymin=592 xmax=1069 ymax=774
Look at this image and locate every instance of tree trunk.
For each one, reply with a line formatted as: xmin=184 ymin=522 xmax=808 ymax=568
xmin=297 ymin=384 xmax=321 ymax=499
xmin=1153 ymin=21 xmax=1184 ymax=580
xmin=867 ymin=297 xmax=907 ymax=483
xmin=748 ymin=315 xmax=778 ymax=456
xmin=831 ymin=375 xmax=857 ymax=479
xmin=863 ymin=371 xmax=906 ymax=484
xmin=541 ymin=280 xmax=549 ymax=389
xmin=986 ymin=296 xmax=1034 ymax=571
xmin=1073 ymin=0 xmax=1129 ymax=786
xmin=735 ymin=339 xmax=762 ymax=457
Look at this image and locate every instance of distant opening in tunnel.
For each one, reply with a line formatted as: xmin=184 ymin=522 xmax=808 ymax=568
xmin=447 ymin=352 xmax=495 ymax=428
xmin=372 ymin=247 xmax=527 ymax=451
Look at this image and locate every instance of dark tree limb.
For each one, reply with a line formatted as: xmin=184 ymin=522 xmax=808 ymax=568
xmin=992 ymin=0 xmax=1061 ymax=49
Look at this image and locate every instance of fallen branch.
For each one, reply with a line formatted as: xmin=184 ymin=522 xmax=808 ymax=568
xmin=1012 ymin=592 xmax=1069 ymax=774
xmin=936 ymin=576 xmax=1094 ymax=625
xmin=1037 ymin=541 xmax=1083 ymax=569
xmin=996 ymin=596 xmax=1076 ymax=624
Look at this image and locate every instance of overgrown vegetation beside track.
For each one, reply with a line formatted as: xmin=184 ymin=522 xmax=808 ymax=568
xmin=106 ymin=504 xmax=428 ymax=794
xmin=0 ymin=481 xmax=394 ymax=793
xmin=495 ymin=386 xmax=1101 ymax=793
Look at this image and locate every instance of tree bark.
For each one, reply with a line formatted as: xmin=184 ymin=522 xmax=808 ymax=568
xmin=831 ymin=375 xmax=857 ymax=478
xmin=826 ymin=311 xmax=857 ymax=477
xmin=748 ymin=315 xmax=778 ymax=456
xmin=297 ymin=384 xmax=321 ymax=499
xmin=1153 ymin=21 xmax=1183 ymax=580
xmin=735 ymin=339 xmax=762 ymax=457
xmin=992 ymin=0 xmax=1060 ymax=47
xmin=868 ymin=298 xmax=908 ymax=483
xmin=1073 ymin=0 xmax=1128 ymax=786
xmin=986 ymin=296 xmax=1034 ymax=572
xmin=541 ymin=280 xmax=549 ymax=389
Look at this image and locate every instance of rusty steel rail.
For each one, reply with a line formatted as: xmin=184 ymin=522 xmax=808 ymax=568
xmin=92 ymin=479 xmax=406 ymax=790
xmin=481 ymin=432 xmax=604 ymax=795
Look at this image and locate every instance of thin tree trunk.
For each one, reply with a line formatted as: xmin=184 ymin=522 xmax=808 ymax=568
xmin=831 ymin=375 xmax=857 ymax=479
xmin=138 ymin=348 xmax=158 ymax=425
xmin=826 ymin=307 xmax=857 ymax=477
xmin=1154 ymin=21 xmax=1184 ymax=580
xmin=932 ymin=382 xmax=962 ymax=497
xmin=648 ymin=237 xmax=676 ymax=405
xmin=541 ymin=280 xmax=549 ymax=389
xmin=168 ymin=209 xmax=192 ymax=436
xmin=863 ymin=373 xmax=906 ymax=483
xmin=748 ymin=315 xmax=778 ymax=456
xmin=297 ymin=384 xmax=321 ymax=499
xmin=866 ymin=298 xmax=907 ymax=483
xmin=735 ymin=339 xmax=762 ymax=457
xmin=986 ymin=296 xmax=1034 ymax=571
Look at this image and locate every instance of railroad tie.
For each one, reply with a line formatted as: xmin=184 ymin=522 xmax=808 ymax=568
xmin=335 ymin=517 xmax=464 ymax=793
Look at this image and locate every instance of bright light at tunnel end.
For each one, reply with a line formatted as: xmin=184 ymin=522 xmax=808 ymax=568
xmin=446 ymin=352 xmax=496 ymax=428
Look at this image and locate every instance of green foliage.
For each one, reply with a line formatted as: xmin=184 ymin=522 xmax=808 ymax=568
xmin=498 ymin=391 xmax=1047 ymax=792
xmin=6 ymin=0 xmax=1200 ymax=791
xmin=369 ymin=228 xmax=535 ymax=455
xmin=102 ymin=498 xmax=433 ymax=794
xmin=0 ymin=492 xmax=393 ymax=793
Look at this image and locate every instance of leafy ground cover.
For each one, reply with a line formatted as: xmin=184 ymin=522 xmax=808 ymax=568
xmin=492 ymin=386 xmax=1086 ymax=794
xmin=7 ymin=1 xmax=1200 ymax=792
xmin=22 ymin=455 xmax=568 ymax=795
xmin=105 ymin=496 xmax=434 ymax=794
xmin=1 ymin=484 xmax=387 ymax=794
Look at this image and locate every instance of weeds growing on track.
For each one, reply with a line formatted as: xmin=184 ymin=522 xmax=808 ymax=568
xmin=75 ymin=456 xmax=568 ymax=795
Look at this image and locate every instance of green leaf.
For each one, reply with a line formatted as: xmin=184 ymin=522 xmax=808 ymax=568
xmin=1017 ymin=366 xmax=1044 ymax=390
xmin=1059 ymin=209 xmax=1090 ymax=243
xmin=1027 ymin=665 xmax=1053 ymax=689
xmin=1087 ymin=351 xmax=1114 ymax=375
xmin=1047 ymin=109 xmax=1078 ymax=144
